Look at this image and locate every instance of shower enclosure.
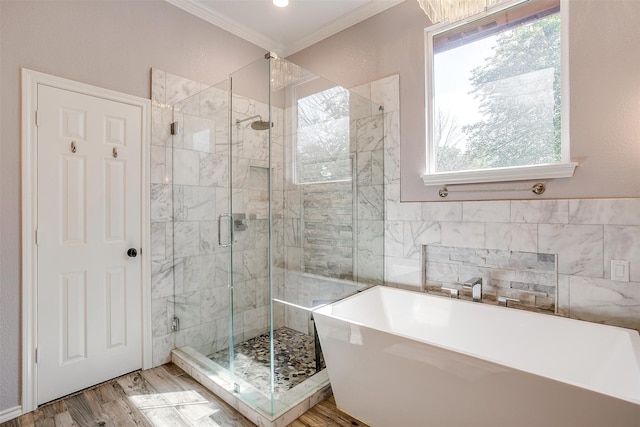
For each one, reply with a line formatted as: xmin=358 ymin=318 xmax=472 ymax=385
xmin=169 ymin=54 xmax=384 ymax=422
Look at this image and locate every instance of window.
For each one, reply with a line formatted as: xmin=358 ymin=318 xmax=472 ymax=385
xmin=423 ymin=0 xmax=576 ymax=185
xmin=295 ymin=86 xmax=351 ymax=184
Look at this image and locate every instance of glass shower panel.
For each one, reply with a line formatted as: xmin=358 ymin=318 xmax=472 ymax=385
xmin=277 ymin=72 xmax=385 ymax=301
xmin=171 ymin=78 xmax=233 ymax=378
xmin=227 ymin=57 xmax=276 ymax=411
xmin=270 ymin=58 xmax=385 ymax=403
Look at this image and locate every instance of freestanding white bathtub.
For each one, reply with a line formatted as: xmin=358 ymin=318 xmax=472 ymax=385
xmin=313 ymin=286 xmax=640 ymax=427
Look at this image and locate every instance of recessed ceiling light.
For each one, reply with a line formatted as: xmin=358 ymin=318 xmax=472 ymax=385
xmin=273 ymin=0 xmax=289 ymax=7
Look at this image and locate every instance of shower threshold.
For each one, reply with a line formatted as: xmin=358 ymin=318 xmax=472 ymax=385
xmin=172 ymin=344 xmax=331 ymax=426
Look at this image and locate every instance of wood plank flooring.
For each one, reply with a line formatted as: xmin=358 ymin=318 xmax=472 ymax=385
xmin=1 ymin=363 xmax=368 ymax=427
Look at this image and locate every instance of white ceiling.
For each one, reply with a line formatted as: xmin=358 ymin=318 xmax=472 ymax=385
xmin=166 ymin=0 xmax=406 ymax=57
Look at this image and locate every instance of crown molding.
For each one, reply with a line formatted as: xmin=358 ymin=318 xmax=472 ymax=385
xmin=166 ymin=0 xmax=286 ymax=55
xmin=166 ymin=0 xmax=405 ymax=57
xmin=282 ymin=0 xmax=405 ymax=56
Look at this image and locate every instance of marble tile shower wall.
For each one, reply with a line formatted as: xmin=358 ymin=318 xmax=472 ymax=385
xmin=281 ymin=109 xmax=352 ymax=285
xmin=336 ymin=75 xmax=399 ymax=289
xmin=379 ymin=75 xmax=640 ymax=331
xmin=228 ymin=95 xmax=286 ymax=347
xmin=299 ymin=181 xmax=354 ymax=280
xmin=279 ymin=87 xmax=385 ymax=336
xmin=350 ymin=85 xmax=386 ymax=287
xmin=282 ymin=101 xmax=385 ymax=281
xmin=150 ymin=69 xmax=285 ymax=366
xmin=281 ymin=84 xmax=386 ymax=335
xmin=151 ymin=69 xmax=201 ymax=366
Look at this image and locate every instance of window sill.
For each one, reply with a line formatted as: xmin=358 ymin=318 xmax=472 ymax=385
xmin=421 ymin=162 xmax=578 ymax=186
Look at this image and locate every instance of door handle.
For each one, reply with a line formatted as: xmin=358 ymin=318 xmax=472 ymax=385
xmin=218 ymin=214 xmax=233 ymax=247
xmin=127 ymin=248 xmax=138 ymax=258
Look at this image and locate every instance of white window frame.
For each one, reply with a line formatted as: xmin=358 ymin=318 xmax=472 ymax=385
xmin=422 ymin=0 xmax=576 ymax=186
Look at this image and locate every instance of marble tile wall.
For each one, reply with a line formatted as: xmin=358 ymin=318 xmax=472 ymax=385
xmin=350 ymin=80 xmax=391 ymax=287
xmin=378 ymin=75 xmax=640 ymax=331
xmin=286 ymin=89 xmax=386 ymax=280
xmin=151 ymin=69 xmax=205 ymax=366
xmin=301 ymin=181 xmax=354 ymax=280
xmin=424 ymin=245 xmax=557 ymax=311
xmin=280 ymin=81 xmax=385 ymax=335
xmin=228 ymin=93 xmax=285 ymax=344
xmin=151 ymin=69 xmax=639 ymax=367
xmin=281 ymin=83 xmax=385 ymax=335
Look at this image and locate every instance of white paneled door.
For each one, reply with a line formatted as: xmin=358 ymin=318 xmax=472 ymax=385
xmin=36 ymin=85 xmax=143 ymax=404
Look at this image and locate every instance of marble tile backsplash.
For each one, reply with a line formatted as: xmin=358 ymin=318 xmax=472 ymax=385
xmin=384 ymin=197 xmax=640 ymax=330
xmin=379 ymin=74 xmax=640 ymax=331
xmin=424 ymin=245 xmax=557 ymax=311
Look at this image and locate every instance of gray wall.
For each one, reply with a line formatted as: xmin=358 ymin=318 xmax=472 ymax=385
xmin=289 ymin=0 xmax=640 ymax=201
xmin=0 ymin=0 xmax=264 ymax=412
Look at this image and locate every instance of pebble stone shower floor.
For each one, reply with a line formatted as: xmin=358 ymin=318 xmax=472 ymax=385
xmin=209 ymin=327 xmax=324 ymax=395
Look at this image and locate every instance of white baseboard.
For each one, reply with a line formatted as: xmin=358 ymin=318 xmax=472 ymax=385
xmin=0 ymin=405 xmax=23 ymax=423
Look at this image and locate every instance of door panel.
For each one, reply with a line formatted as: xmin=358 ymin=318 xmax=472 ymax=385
xmin=105 ymin=267 xmax=127 ymax=349
xmin=60 ymin=271 xmax=87 ymax=363
xmin=105 ymin=159 xmax=126 ymax=242
xmin=37 ymin=85 xmax=142 ymax=404
xmin=60 ymin=155 xmax=86 ymax=244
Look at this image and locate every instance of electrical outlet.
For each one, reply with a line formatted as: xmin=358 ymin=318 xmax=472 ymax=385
xmin=611 ymin=260 xmax=630 ymax=282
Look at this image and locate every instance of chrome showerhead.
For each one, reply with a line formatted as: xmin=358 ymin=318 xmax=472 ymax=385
xmin=236 ymin=115 xmax=273 ymax=131
xmin=250 ymin=120 xmax=273 ymax=131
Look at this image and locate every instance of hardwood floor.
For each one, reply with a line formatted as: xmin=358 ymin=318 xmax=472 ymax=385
xmin=1 ymin=364 xmax=368 ymax=427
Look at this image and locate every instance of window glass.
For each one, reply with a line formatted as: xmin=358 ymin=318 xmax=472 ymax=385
xmin=429 ymin=1 xmax=561 ymax=174
xmin=296 ymin=86 xmax=351 ymax=183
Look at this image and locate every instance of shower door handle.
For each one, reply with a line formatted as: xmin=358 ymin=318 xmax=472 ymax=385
xmin=218 ymin=214 xmax=233 ymax=247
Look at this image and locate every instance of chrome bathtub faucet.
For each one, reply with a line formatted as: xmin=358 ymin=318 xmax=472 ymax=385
xmin=463 ymin=277 xmax=483 ymax=302
xmin=498 ymin=296 xmax=520 ymax=308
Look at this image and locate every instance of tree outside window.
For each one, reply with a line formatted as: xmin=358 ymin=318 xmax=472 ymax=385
xmin=296 ymin=86 xmax=351 ymax=183
xmin=431 ymin=4 xmax=561 ymax=174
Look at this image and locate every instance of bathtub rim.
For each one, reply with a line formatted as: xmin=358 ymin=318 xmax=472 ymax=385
xmin=312 ymin=285 xmax=640 ymax=406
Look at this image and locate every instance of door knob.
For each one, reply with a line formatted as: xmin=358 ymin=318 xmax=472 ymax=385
xmin=127 ymin=248 xmax=138 ymax=258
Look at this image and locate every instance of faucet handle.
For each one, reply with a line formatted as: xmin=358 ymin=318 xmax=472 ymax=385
xmin=498 ymin=296 xmax=520 ymax=307
xmin=441 ymin=287 xmax=459 ymax=298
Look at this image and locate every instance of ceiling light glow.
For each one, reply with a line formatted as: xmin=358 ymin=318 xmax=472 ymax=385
xmin=273 ymin=0 xmax=289 ymax=7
